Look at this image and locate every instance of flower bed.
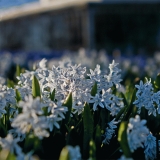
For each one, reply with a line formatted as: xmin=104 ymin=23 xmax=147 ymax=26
xmin=0 ymin=57 xmax=159 ymax=160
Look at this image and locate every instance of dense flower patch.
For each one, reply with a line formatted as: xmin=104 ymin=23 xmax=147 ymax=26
xmin=0 ymin=58 xmax=159 ymax=160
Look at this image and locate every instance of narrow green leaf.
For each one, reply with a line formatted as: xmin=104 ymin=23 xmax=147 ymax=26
xmin=0 ymin=119 xmax=7 ymax=137
xmin=115 ymin=105 xmax=127 ymax=121
xmin=15 ymin=89 xmax=21 ymax=102
xmin=118 ymin=121 xmax=131 ymax=158
xmin=100 ymin=108 xmax=109 ymax=130
xmin=63 ymin=93 xmax=72 ymax=124
xmin=32 ymin=75 xmax=41 ymax=98
xmin=59 ymin=146 xmax=69 ymax=160
xmin=129 ymin=88 xmax=136 ymax=106
xmin=50 ymin=89 xmax=55 ymax=101
xmin=16 ymin=65 xmax=21 ymax=77
xmin=123 ymin=88 xmax=136 ymax=121
xmin=83 ymin=102 xmax=94 ymax=159
xmin=0 ymin=150 xmax=16 ymax=160
xmin=89 ymin=139 xmax=96 ymax=160
xmin=91 ymin=82 xmax=97 ymax=96
xmin=95 ymin=125 xmax=101 ymax=147
xmin=24 ymin=134 xmax=41 ymax=152
xmin=120 ymin=92 xmax=128 ymax=107
xmin=6 ymin=152 xmax=17 ymax=160
xmin=154 ymin=73 xmax=160 ymax=89
xmin=0 ymin=149 xmax=10 ymax=160
xmin=7 ymin=79 xmax=14 ymax=88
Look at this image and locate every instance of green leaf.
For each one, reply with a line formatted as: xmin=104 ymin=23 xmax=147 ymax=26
xmin=154 ymin=73 xmax=160 ymax=90
xmin=118 ymin=121 xmax=131 ymax=158
xmin=115 ymin=105 xmax=127 ymax=121
xmin=89 ymin=139 xmax=96 ymax=160
xmin=59 ymin=146 xmax=70 ymax=160
xmin=15 ymin=89 xmax=21 ymax=102
xmin=63 ymin=93 xmax=72 ymax=124
xmin=50 ymin=89 xmax=55 ymax=101
xmin=120 ymin=92 xmax=128 ymax=107
xmin=83 ymin=102 xmax=94 ymax=159
xmin=0 ymin=149 xmax=16 ymax=160
xmin=16 ymin=65 xmax=21 ymax=77
xmin=0 ymin=119 xmax=7 ymax=137
xmin=95 ymin=125 xmax=101 ymax=147
xmin=100 ymin=108 xmax=109 ymax=130
xmin=24 ymin=134 xmax=41 ymax=152
xmin=91 ymin=82 xmax=97 ymax=96
xmin=32 ymin=75 xmax=41 ymax=98
xmin=123 ymin=88 xmax=136 ymax=121
xmin=6 ymin=152 xmax=17 ymax=160
xmin=7 ymin=79 xmax=14 ymax=88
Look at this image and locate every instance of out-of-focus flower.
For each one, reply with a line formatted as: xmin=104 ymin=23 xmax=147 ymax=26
xmin=66 ymin=145 xmax=81 ymax=160
xmin=11 ymin=95 xmax=49 ymax=139
xmin=127 ymin=115 xmax=149 ymax=152
xmin=118 ymin=155 xmax=133 ymax=160
xmin=0 ymin=134 xmax=24 ymax=160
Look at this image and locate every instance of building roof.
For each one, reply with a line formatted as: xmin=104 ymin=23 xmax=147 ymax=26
xmin=0 ymin=0 xmax=160 ymax=21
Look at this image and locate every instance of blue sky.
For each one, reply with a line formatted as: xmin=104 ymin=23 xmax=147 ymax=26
xmin=0 ymin=0 xmax=38 ymax=10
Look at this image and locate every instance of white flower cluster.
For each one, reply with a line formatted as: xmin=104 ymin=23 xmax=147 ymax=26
xmin=16 ymin=59 xmax=123 ymax=116
xmin=88 ymin=60 xmax=124 ymax=116
xmin=0 ymin=84 xmax=16 ymax=117
xmin=11 ymin=95 xmax=49 ymax=139
xmin=0 ymin=58 xmax=124 ymax=159
xmin=133 ymin=78 xmax=160 ymax=116
xmin=127 ymin=115 xmax=157 ymax=160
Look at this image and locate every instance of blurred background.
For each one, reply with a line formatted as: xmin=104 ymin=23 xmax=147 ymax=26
xmin=0 ymin=0 xmax=160 ymax=82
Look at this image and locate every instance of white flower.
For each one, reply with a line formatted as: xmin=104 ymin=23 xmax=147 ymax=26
xmin=49 ymin=100 xmax=68 ymax=119
xmin=87 ymin=64 xmax=102 ymax=84
xmin=38 ymin=58 xmax=47 ymax=69
xmin=72 ymin=101 xmax=84 ymax=115
xmin=133 ymin=79 xmax=160 ymax=116
xmin=105 ymin=60 xmax=122 ymax=88
xmin=46 ymin=114 xmax=62 ymax=132
xmin=11 ymin=95 xmax=49 ymax=139
xmin=16 ymin=85 xmax=32 ymax=100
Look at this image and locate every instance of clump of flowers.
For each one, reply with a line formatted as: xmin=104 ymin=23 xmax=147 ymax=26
xmin=133 ymin=78 xmax=160 ymax=116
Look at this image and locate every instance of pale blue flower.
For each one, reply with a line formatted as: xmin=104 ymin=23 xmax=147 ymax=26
xmin=66 ymin=145 xmax=81 ymax=160
xmin=144 ymin=133 xmax=156 ymax=160
xmin=89 ymin=93 xmax=104 ymax=111
xmin=0 ymin=134 xmax=24 ymax=160
xmin=118 ymin=155 xmax=133 ymax=160
xmin=102 ymin=118 xmax=119 ymax=144
xmin=127 ymin=115 xmax=149 ymax=152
